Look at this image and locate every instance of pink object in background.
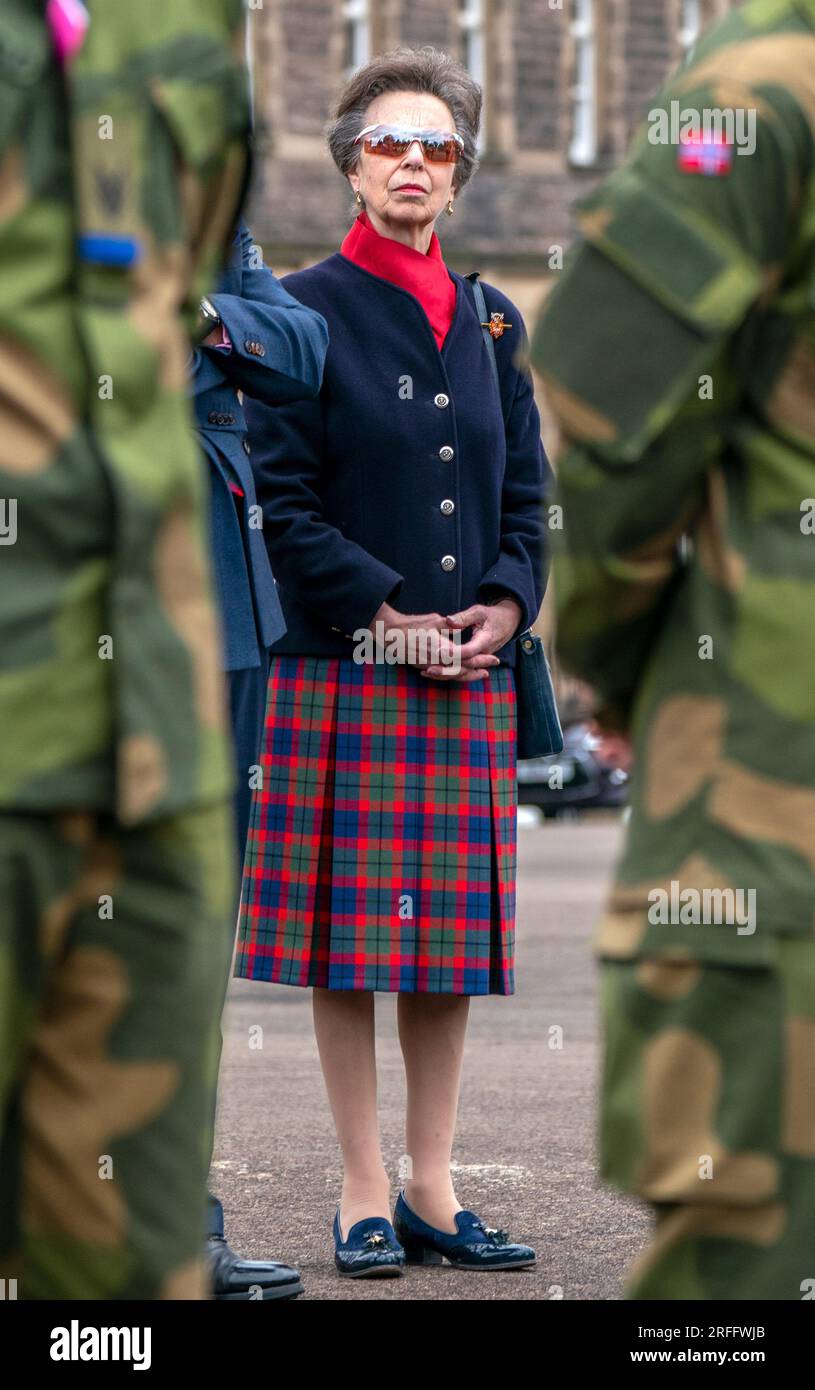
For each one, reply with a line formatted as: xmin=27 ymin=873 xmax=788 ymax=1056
xmin=46 ymin=0 xmax=90 ymax=66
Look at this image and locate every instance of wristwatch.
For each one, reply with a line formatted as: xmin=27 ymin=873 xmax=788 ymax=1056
xmin=199 ymin=296 xmax=221 ymax=328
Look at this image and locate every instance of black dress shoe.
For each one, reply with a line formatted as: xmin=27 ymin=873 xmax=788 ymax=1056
xmin=206 ymin=1234 xmax=304 ymax=1301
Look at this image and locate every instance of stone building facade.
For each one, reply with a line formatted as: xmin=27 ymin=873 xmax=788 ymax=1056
xmin=245 ymin=0 xmax=741 ymax=653
xmin=247 ymin=0 xmax=739 ymax=318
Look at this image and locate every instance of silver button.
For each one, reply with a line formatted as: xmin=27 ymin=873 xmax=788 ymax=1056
xmin=434 ymin=393 xmax=449 ymax=408
xmin=440 ymin=555 xmax=456 ymax=572
xmin=440 ymin=499 xmax=455 ymax=515
xmin=439 ymin=445 xmax=454 ymax=461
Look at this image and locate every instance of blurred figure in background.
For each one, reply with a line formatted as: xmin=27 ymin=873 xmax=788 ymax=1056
xmin=532 ymin=0 xmax=815 ymax=1298
xmin=0 ymin=0 xmax=249 ymax=1297
xmin=192 ymin=219 xmax=328 ymax=1299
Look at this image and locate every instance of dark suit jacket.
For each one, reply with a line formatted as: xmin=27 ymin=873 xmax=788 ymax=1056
xmin=191 ymin=223 xmax=329 ymax=670
xmin=245 ymin=252 xmax=550 ymax=666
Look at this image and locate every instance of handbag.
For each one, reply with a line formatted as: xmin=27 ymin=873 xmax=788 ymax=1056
xmin=467 ymin=272 xmax=564 ymax=759
xmin=514 ymin=628 xmax=564 ymax=759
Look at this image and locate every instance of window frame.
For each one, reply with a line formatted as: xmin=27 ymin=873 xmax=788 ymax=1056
xmin=679 ymin=0 xmax=703 ymax=55
xmin=569 ymin=0 xmax=599 ymax=169
xmin=341 ymin=0 xmax=372 ymax=78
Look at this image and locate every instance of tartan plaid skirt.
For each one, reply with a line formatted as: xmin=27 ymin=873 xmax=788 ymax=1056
xmin=234 ymin=655 xmax=518 ymax=994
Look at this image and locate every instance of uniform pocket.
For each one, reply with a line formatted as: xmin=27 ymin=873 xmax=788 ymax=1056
xmin=150 ymin=63 xmax=245 ymax=174
xmin=576 ymin=168 xmax=763 ymax=336
xmin=541 ymin=167 xmax=764 ymax=464
xmin=145 ymin=53 xmax=251 ymax=320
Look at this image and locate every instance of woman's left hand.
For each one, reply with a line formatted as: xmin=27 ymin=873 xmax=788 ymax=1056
xmin=420 ymin=598 xmax=523 ymax=681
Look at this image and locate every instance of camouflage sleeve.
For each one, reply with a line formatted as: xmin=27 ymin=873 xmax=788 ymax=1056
xmin=531 ymin=59 xmax=813 ymax=727
xmin=145 ymin=0 xmax=253 ymax=337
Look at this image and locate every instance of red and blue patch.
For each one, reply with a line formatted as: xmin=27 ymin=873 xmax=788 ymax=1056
xmin=677 ymin=130 xmax=735 ymax=177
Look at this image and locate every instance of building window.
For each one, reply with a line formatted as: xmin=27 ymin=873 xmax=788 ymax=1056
xmin=342 ymin=0 xmax=371 ymax=76
xmin=457 ymin=0 xmax=487 ymax=149
xmin=679 ymin=0 xmax=702 ymax=54
xmin=569 ymin=0 xmax=598 ymax=167
xmin=458 ymin=0 xmax=486 ymax=89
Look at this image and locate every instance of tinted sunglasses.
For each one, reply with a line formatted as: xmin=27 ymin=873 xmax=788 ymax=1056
xmin=354 ymin=123 xmax=464 ymax=164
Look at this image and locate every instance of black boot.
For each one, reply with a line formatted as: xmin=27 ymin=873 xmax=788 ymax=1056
xmin=206 ymin=1195 xmax=304 ymax=1301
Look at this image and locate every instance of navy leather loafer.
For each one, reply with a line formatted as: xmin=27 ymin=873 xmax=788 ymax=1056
xmin=394 ymin=1191 xmax=536 ymax=1271
xmin=333 ymin=1212 xmax=406 ymax=1278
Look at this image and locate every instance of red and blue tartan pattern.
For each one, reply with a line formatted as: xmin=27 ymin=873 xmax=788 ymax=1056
xmin=235 ymin=656 xmax=518 ymax=994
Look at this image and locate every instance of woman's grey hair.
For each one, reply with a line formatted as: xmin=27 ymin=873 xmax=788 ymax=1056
xmin=327 ymin=46 xmax=482 ymax=194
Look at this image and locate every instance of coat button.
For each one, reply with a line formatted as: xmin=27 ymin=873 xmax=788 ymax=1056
xmin=224 ymin=413 xmax=235 ymax=425
xmin=434 ymin=393 xmax=449 ymax=408
xmin=440 ymin=555 xmax=456 ymax=572
xmin=207 ymin=411 xmax=219 ymax=425
xmin=245 ymin=339 xmax=266 ymax=357
xmin=242 ymin=439 xmax=251 ymax=455
xmin=440 ymin=499 xmax=455 ymax=515
xmin=439 ymin=445 xmax=454 ymax=461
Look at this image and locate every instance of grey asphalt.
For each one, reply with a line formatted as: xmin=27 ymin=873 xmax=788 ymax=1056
xmin=211 ymin=816 xmax=649 ymax=1300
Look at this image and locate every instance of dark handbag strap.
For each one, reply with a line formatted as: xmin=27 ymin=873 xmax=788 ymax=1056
xmin=465 ymin=271 xmax=502 ymax=404
xmin=467 ymin=271 xmax=526 ymax=645
xmin=467 ymin=278 xmax=551 ymax=660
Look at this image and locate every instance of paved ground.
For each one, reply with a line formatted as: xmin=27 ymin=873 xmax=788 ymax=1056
xmin=212 ymin=815 xmax=650 ymax=1300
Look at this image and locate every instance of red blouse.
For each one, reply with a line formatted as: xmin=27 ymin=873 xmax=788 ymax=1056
xmin=340 ymin=211 xmax=457 ymax=351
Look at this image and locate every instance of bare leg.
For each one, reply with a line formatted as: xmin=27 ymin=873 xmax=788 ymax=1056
xmin=312 ymin=988 xmax=391 ymax=1240
xmin=397 ymin=992 xmax=470 ymax=1233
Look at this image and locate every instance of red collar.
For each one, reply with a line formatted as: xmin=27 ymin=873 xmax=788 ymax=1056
xmin=340 ymin=211 xmax=456 ymax=350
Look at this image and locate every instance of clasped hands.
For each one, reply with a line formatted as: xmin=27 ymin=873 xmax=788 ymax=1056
xmin=369 ymin=598 xmax=522 ymax=683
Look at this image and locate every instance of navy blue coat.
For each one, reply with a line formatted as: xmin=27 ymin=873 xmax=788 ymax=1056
xmin=245 ymin=252 xmax=550 ymax=666
xmin=191 ymin=223 xmax=329 ymax=671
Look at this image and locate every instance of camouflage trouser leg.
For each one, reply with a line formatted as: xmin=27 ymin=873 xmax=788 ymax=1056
xmin=599 ymin=939 xmax=815 ymax=1300
xmin=0 ymin=803 xmax=235 ymax=1299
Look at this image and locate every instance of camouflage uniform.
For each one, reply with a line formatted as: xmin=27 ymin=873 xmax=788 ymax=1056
xmin=0 ymin=0 xmax=249 ymax=1297
xmin=532 ymin=0 xmax=815 ymax=1299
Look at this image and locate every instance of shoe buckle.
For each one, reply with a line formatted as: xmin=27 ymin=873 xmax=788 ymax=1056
xmin=478 ymin=1223 xmax=510 ymax=1246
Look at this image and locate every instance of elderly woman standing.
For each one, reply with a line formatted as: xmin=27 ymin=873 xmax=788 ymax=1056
xmin=236 ymin=47 xmax=547 ymax=1278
